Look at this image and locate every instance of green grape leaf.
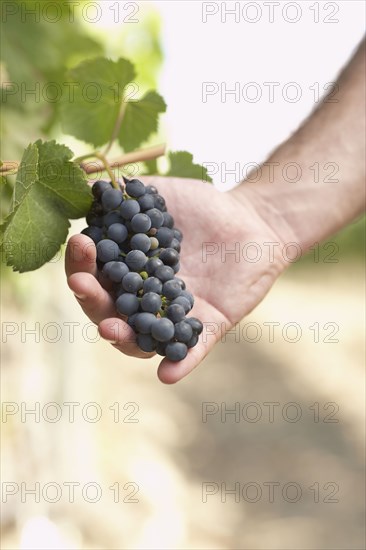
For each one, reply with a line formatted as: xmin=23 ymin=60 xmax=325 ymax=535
xmin=60 ymin=57 xmax=136 ymax=147
xmin=166 ymin=151 xmax=213 ymax=182
xmin=118 ymin=91 xmax=167 ymax=152
xmin=0 ymin=140 xmax=92 ymax=272
xmin=143 ymin=158 xmax=158 ymax=175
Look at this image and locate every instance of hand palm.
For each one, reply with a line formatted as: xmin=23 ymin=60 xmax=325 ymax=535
xmin=66 ymin=177 xmax=288 ymax=383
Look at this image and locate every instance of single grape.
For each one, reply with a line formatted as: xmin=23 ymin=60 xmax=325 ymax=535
xmin=127 ymin=312 xmax=138 ymax=329
xmin=92 ymin=180 xmax=112 ymax=199
xmin=147 ymin=248 xmax=162 ymax=258
xmin=135 ymin=312 xmax=158 ymax=334
xmin=130 ymin=233 xmax=151 ymax=253
xmin=104 ymin=261 xmax=129 ymax=283
xmin=143 ymin=277 xmax=163 ymax=294
xmin=154 ymin=265 xmax=175 ymax=283
xmin=170 ymin=238 xmax=181 ymax=253
xmin=81 ymin=226 xmax=103 ymax=243
xmin=131 ymin=213 xmax=152 ymax=233
xmin=156 ymin=342 xmax=167 ymax=356
xmin=120 ymin=199 xmax=140 ymax=220
xmin=116 ymin=293 xmax=139 ymax=316
xmin=173 ymin=228 xmax=183 ymax=242
xmin=140 ymin=292 xmax=162 ymax=313
xmin=181 ymin=290 xmax=194 ymax=307
xmin=145 ymin=208 xmax=164 ymax=229
xmin=171 ymin=295 xmax=191 ymax=313
xmin=104 ymin=211 xmax=122 ymax=227
xmin=160 ymin=248 xmax=180 ymax=267
xmin=186 ymin=317 xmax=203 ymax=335
xmin=86 ymin=212 xmax=104 ymax=227
xmin=174 ymin=278 xmax=186 ymax=290
xmin=126 ymin=178 xmax=146 ymax=198
xmin=149 ymin=237 xmax=159 ymax=250
xmin=101 ymin=188 xmax=123 ymax=211
xmin=162 ymin=212 xmax=174 ymax=228
xmin=162 ymin=279 xmax=182 ymax=300
xmin=145 ymin=258 xmax=163 ymax=276
xmin=138 ymin=194 xmax=155 ymax=211
xmin=173 ymin=262 xmax=180 ymax=274
xmin=187 ymin=334 xmax=199 ymax=348
xmin=107 ymin=223 xmax=128 ymax=244
xmin=166 ymin=303 xmax=186 ymax=323
xmin=137 ymin=333 xmax=157 ymax=352
xmin=151 ymin=318 xmax=175 ymax=342
xmin=122 ymin=272 xmax=143 ymax=293
xmin=125 ymin=250 xmax=147 ymax=272
xmin=153 ymin=194 xmax=166 ymax=211
xmin=96 ymin=239 xmax=120 ymax=263
xmin=174 ymin=320 xmax=193 ymax=343
xmin=165 ymin=342 xmax=188 ymax=361
xmin=145 ymin=185 xmax=158 ymax=194
xmin=156 ymin=227 xmax=174 ymax=248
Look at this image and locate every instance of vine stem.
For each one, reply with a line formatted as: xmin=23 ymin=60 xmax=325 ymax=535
xmin=2 ymin=144 xmax=166 ymax=180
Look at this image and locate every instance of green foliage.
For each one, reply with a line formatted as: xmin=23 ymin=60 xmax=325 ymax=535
xmin=166 ymin=151 xmax=213 ymax=182
xmin=1 ymin=141 xmax=91 ymax=272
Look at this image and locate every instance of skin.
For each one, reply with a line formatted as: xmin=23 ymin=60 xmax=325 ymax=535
xmin=65 ymin=38 xmax=365 ymax=384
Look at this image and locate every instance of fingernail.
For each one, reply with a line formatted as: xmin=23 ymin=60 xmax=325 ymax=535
xmin=74 ymin=292 xmax=86 ymax=301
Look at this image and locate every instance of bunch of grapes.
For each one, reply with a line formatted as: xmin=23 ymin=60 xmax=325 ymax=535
xmin=81 ymin=178 xmax=203 ymax=361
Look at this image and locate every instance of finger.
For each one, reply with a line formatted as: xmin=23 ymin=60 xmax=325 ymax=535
xmin=157 ymin=338 xmax=210 ymax=384
xmin=65 ymin=234 xmax=97 ymax=278
xmin=99 ymin=318 xmax=156 ymax=359
xmin=67 ymin=272 xmax=116 ymax=324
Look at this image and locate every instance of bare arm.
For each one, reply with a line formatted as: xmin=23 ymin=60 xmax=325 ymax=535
xmin=231 ymin=38 xmax=366 ymax=251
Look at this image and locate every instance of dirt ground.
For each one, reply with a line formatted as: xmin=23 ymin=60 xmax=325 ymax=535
xmin=1 ymin=255 xmax=365 ymax=549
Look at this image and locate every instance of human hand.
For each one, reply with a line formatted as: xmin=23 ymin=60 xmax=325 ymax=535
xmin=65 ymin=176 xmax=293 ymax=383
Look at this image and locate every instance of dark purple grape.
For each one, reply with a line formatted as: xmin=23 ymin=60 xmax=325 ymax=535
xmin=171 ymin=296 xmax=191 ymax=313
xmin=156 ymin=342 xmax=167 ymax=356
xmin=160 ymin=248 xmax=180 ymax=267
xmin=146 ymin=185 xmax=158 ymax=194
xmin=187 ymin=334 xmax=199 ymax=348
xmin=92 ymin=180 xmax=112 ymax=199
xmin=170 ymin=238 xmax=181 ymax=253
xmin=126 ymin=179 xmax=146 ymax=198
xmin=137 ymin=333 xmax=157 ymax=352
xmin=131 ymin=213 xmax=152 ymax=233
xmin=86 ymin=212 xmax=104 ymax=227
xmin=130 ymin=233 xmax=151 ymax=253
xmin=138 ymin=194 xmax=155 ymax=211
xmin=96 ymin=239 xmax=120 ymax=263
xmin=122 ymin=272 xmax=143 ymax=293
xmin=174 ymin=320 xmax=193 ymax=343
xmin=81 ymin=226 xmax=103 ymax=243
xmin=151 ymin=318 xmax=175 ymax=342
xmin=120 ymin=199 xmax=140 ymax=220
xmin=153 ymin=194 xmax=166 ymax=211
xmin=186 ymin=317 xmax=203 ymax=335
xmin=143 ymin=277 xmax=163 ymax=294
xmin=125 ymin=250 xmax=147 ymax=272
xmin=146 ymin=208 xmax=164 ymax=229
xmin=162 ymin=279 xmax=182 ymax=300
xmin=174 ymin=278 xmax=186 ymax=290
xmin=156 ymin=227 xmax=174 ymax=248
xmin=173 ymin=228 xmax=183 ymax=242
xmin=107 ymin=223 xmax=128 ymax=244
xmin=116 ymin=293 xmax=139 ymax=316
xmin=145 ymin=258 xmax=163 ymax=276
xmin=166 ymin=304 xmax=186 ymax=323
xmin=135 ymin=312 xmax=158 ymax=334
xmin=165 ymin=342 xmax=188 ymax=361
xmin=104 ymin=261 xmax=129 ymax=283
xmin=162 ymin=212 xmax=174 ymax=228
xmin=101 ymin=189 xmax=123 ymax=211
xmin=181 ymin=290 xmax=194 ymax=307
xmin=141 ymin=292 xmax=162 ymax=314
xmin=154 ymin=265 xmax=174 ymax=283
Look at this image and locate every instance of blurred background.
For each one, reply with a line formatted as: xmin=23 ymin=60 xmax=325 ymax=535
xmin=1 ymin=1 xmax=365 ymax=548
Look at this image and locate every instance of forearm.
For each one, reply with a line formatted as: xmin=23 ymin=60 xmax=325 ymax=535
xmin=232 ymin=38 xmax=365 ymax=251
